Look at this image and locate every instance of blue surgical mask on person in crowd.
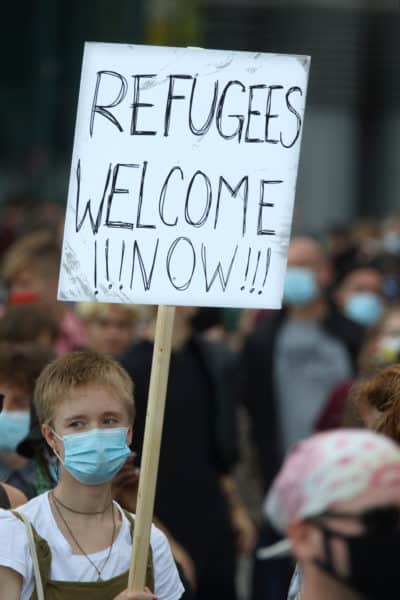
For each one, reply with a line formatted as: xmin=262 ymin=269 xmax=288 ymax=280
xmin=52 ymin=427 xmax=131 ymax=485
xmin=283 ymin=267 xmax=318 ymax=306
xmin=0 ymin=411 xmax=30 ymax=453
xmin=344 ymin=292 xmax=384 ymax=327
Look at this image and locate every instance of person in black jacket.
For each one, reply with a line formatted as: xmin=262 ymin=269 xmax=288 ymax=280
xmin=119 ymin=306 xmax=256 ymax=600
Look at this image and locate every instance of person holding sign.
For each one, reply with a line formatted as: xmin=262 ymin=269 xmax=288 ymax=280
xmin=53 ymin=40 xmax=310 ymax=599
xmin=0 ymin=350 xmax=184 ymax=600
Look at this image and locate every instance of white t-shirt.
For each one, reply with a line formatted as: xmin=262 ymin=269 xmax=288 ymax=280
xmin=0 ymin=492 xmax=184 ymax=600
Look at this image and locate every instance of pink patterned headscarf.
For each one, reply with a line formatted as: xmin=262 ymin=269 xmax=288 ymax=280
xmin=264 ymin=429 xmax=400 ymax=533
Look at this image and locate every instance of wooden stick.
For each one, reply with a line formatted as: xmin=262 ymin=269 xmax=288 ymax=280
xmin=128 ymin=304 xmax=176 ymax=591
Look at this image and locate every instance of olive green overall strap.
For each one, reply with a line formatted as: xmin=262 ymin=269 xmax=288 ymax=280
xmin=11 ymin=509 xmax=154 ymax=598
xmin=122 ymin=509 xmax=155 ymax=592
xmin=12 ymin=511 xmax=46 ymax=600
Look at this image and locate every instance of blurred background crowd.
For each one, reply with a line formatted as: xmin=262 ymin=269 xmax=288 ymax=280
xmin=2 ymin=1 xmax=400 ymax=600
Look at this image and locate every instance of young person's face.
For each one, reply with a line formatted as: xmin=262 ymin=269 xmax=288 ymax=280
xmin=85 ymin=309 xmax=136 ymax=356
xmin=43 ymin=383 xmax=132 ymax=458
xmin=9 ymin=268 xmax=58 ymax=306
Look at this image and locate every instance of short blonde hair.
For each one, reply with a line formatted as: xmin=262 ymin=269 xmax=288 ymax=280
xmin=75 ymin=302 xmax=139 ymax=323
xmin=34 ymin=349 xmax=135 ymax=424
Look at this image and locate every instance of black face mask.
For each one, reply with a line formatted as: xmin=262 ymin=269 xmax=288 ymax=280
xmin=312 ymin=506 xmax=400 ymax=600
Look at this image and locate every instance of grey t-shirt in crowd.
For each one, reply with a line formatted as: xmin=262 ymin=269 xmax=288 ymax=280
xmin=274 ymin=318 xmax=351 ymax=458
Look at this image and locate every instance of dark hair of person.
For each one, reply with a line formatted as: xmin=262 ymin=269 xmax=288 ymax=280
xmin=0 ymin=304 xmax=59 ymax=344
xmin=0 ymin=342 xmax=54 ymax=392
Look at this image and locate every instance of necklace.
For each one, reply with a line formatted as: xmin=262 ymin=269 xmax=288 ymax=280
xmin=51 ymin=491 xmax=112 ymax=515
xmin=51 ymin=492 xmax=116 ymax=581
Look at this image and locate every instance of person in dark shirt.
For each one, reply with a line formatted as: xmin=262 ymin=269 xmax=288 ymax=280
xmin=120 ymin=306 xmax=256 ymax=600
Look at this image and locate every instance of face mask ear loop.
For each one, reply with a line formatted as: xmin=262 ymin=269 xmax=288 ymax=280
xmin=312 ymin=522 xmax=336 ymax=571
xmin=313 ymin=524 xmax=356 ymax=591
xmin=48 ymin=427 xmax=64 ymax=466
xmin=321 ymin=527 xmax=334 ymax=565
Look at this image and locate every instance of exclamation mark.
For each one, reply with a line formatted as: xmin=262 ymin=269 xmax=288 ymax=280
xmin=241 ymin=248 xmax=252 ymax=291
xmin=94 ymin=240 xmax=98 ymax=296
xmin=119 ymin=240 xmax=125 ymax=290
xmin=105 ymin=238 xmax=112 ymax=289
xmin=258 ymin=247 xmax=271 ymax=295
xmin=250 ymin=250 xmax=261 ymax=293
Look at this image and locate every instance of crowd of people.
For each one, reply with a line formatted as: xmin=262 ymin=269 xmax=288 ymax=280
xmin=0 ymin=195 xmax=400 ymax=599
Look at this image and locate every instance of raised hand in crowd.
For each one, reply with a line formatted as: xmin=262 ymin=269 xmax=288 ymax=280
xmin=220 ymin=474 xmax=257 ymax=554
xmin=111 ymin=453 xmax=140 ymax=509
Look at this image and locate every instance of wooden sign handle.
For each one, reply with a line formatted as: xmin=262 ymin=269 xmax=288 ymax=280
xmin=128 ymin=304 xmax=176 ymax=592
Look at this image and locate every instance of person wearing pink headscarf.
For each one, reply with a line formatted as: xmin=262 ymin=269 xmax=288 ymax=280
xmin=258 ymin=429 xmax=400 ymax=600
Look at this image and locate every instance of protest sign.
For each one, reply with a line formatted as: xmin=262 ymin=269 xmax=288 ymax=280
xmin=58 ymin=42 xmax=310 ymax=592
xmin=58 ymin=42 xmax=310 ymax=310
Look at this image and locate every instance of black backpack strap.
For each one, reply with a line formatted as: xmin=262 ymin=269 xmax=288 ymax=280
xmin=122 ymin=509 xmax=154 ymax=592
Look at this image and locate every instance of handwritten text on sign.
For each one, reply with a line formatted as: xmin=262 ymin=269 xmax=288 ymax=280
xmin=58 ymin=43 xmax=310 ymax=309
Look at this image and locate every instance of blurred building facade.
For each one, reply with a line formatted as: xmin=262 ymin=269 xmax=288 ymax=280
xmin=1 ymin=0 xmax=399 ymax=232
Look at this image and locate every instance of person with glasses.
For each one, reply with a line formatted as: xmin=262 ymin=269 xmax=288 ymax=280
xmin=258 ymin=429 xmax=400 ymax=600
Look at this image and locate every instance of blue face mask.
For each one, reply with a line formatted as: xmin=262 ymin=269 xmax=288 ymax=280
xmin=283 ymin=267 xmax=318 ymax=306
xmin=53 ymin=427 xmax=131 ymax=485
xmin=344 ymin=292 xmax=384 ymax=327
xmin=0 ymin=411 xmax=30 ymax=453
xmin=47 ymin=454 xmax=59 ymax=484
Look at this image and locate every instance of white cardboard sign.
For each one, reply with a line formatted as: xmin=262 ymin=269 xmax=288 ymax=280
xmin=58 ymin=43 xmax=310 ymax=309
